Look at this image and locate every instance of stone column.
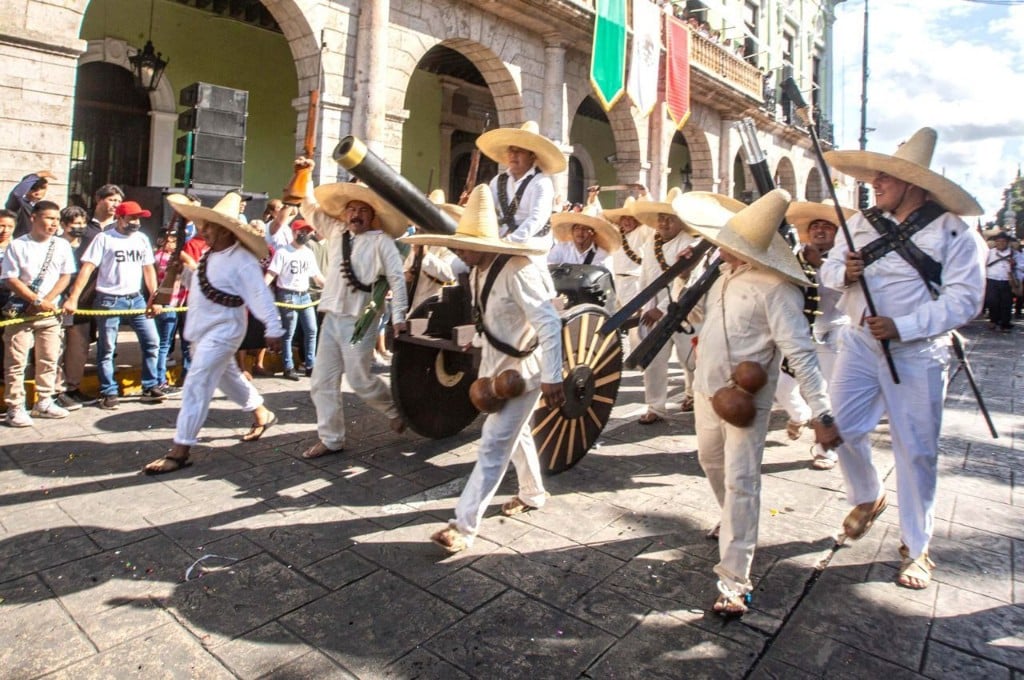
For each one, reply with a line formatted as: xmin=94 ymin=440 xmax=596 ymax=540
xmin=718 ymin=117 xmax=737 ymax=197
xmin=647 ymin=103 xmax=673 ymax=200
xmin=148 ymin=111 xmax=177 ymax=187
xmin=542 ymin=36 xmax=571 ymax=203
xmin=292 ymin=93 xmax=352 ymax=184
xmin=350 ymin=0 xmax=389 ymax=157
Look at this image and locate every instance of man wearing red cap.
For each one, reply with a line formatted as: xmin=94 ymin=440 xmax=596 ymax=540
xmin=63 ymin=200 xmax=165 ymax=409
xmin=264 ymin=219 xmax=324 ymax=380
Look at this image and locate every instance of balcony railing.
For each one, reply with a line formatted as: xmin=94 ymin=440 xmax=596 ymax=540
xmin=687 ymin=28 xmax=763 ymax=101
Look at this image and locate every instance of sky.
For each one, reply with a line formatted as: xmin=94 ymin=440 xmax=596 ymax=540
xmin=830 ymin=0 xmax=1024 ymax=222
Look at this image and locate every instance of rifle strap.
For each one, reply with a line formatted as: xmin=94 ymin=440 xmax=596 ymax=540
xmin=472 ymin=254 xmax=538 ymax=359
xmin=496 ymin=171 xmax=551 ymax=239
xmin=861 ymin=202 xmax=945 ymax=298
xmin=583 ymin=249 xmax=595 ymax=265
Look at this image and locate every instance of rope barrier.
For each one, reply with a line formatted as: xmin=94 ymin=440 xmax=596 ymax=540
xmin=0 ymin=297 xmax=321 ymax=329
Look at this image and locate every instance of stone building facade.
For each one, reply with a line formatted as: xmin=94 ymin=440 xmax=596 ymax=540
xmin=0 ymin=0 xmax=847 ymax=209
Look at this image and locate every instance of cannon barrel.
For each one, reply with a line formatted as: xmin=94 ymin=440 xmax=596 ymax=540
xmin=333 ymin=136 xmax=458 ymax=235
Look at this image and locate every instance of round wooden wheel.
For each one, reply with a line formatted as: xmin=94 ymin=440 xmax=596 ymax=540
xmin=532 ymin=303 xmax=623 ymax=474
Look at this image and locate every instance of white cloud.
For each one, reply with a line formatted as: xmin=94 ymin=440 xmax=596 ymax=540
xmin=832 ymin=0 xmax=1024 ymax=220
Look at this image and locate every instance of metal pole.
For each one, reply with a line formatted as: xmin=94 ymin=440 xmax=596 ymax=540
xmin=858 ymin=0 xmax=870 ymax=209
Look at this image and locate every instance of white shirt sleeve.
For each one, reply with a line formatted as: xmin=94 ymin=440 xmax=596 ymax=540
xmin=509 ymin=264 xmax=563 ymax=384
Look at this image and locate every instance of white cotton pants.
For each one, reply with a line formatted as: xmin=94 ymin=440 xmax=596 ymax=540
xmin=695 ymin=390 xmax=774 ymax=595
xmin=773 ymin=370 xmax=812 ymax=424
xmin=451 ymin=386 xmax=546 ymax=544
xmin=830 ymin=325 xmax=949 ymax=559
xmin=174 ymin=336 xmax=262 ymax=446
xmin=642 ymin=331 xmax=693 ymax=415
xmin=615 ymin=274 xmax=641 ymax=353
xmin=311 ymin=312 xmax=397 ymax=450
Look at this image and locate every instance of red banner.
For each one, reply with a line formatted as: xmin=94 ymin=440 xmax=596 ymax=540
xmin=665 ymin=16 xmax=691 ymax=130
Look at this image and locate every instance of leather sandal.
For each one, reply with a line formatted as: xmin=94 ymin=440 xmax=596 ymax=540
xmin=786 ymin=420 xmax=807 ymax=440
xmin=302 ymin=441 xmax=344 ymax=459
xmin=501 ymin=496 xmax=538 ymax=517
xmin=897 ymin=545 xmax=935 ymax=589
xmin=142 ymin=455 xmax=192 ymax=475
xmin=241 ymin=411 xmax=277 ymax=442
xmin=841 ymin=495 xmax=887 ymax=540
xmin=638 ymin=412 xmax=663 ymax=425
xmin=430 ymin=526 xmax=468 ymax=554
xmin=712 ymin=580 xmax=750 ymax=617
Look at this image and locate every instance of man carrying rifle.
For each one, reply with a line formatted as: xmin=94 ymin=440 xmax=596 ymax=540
xmin=677 ymin=190 xmax=839 ymax=616
xmin=820 ymin=128 xmax=986 ymax=590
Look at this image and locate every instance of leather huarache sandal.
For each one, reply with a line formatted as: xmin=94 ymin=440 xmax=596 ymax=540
xmin=897 ymin=545 xmax=935 ymax=590
xmin=679 ymin=395 xmax=695 ymax=413
xmin=241 ymin=411 xmax=277 ymax=442
xmin=301 ymin=441 xmax=344 ymax=459
xmin=841 ymin=495 xmax=887 ymax=541
xmin=501 ymin=496 xmax=540 ymax=517
xmin=142 ymin=455 xmax=192 ymax=475
xmin=638 ymin=411 xmax=663 ymax=425
xmin=712 ymin=580 xmax=750 ymax=617
xmin=430 ymin=526 xmax=468 ymax=554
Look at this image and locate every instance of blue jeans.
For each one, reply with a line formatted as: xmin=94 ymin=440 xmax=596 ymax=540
xmin=277 ymin=289 xmax=317 ymax=371
xmin=95 ymin=292 xmax=161 ymax=396
xmin=154 ymin=310 xmax=178 ymax=385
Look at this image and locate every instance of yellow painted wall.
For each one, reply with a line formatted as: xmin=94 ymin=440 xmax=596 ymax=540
xmin=79 ymin=0 xmax=297 ymax=195
xmin=400 ymin=69 xmax=443 ymax=192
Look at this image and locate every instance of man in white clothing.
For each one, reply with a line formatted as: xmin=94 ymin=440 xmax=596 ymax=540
xmin=142 ymin=192 xmax=285 ymax=474
xmin=293 ymin=158 xmax=410 ymax=459
xmin=547 ymin=207 xmax=618 ymax=269
xmin=402 ymin=185 xmax=565 ymax=553
xmin=404 ymin=190 xmax=457 ymax=313
xmin=2 ymin=201 xmax=77 ymax=426
xmin=675 ymin=189 xmax=840 ymax=616
xmin=477 ymin=121 xmax=566 ymax=258
xmin=820 ymin=128 xmax=986 ymax=590
xmin=603 ymin=196 xmax=652 ymax=354
xmin=984 ymin=232 xmax=1014 ymax=331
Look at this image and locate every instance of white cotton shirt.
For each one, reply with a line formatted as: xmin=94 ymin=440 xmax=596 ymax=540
xmin=639 ymin=231 xmax=699 ymax=314
xmin=0 ymin=234 xmax=76 ymax=300
xmin=610 ymin=227 xmax=651 ymax=278
xmin=806 ymin=246 xmax=849 ymax=344
xmin=819 ymin=211 xmax=986 ymax=343
xmin=404 ymin=244 xmax=456 ymax=312
xmin=268 ymin=244 xmax=323 ymax=293
xmin=985 ymin=248 xmax=1013 ymax=281
xmin=299 ymin=198 xmax=409 ymax=322
xmin=184 ymin=243 xmax=284 ymax=345
xmin=695 ymin=263 xmax=831 ymax=418
xmin=82 ymin=229 xmax=155 ymax=295
xmin=489 ymin=167 xmax=555 ymax=253
xmin=266 ymin=224 xmax=294 ymax=252
xmin=547 ymin=241 xmax=611 ymax=269
xmin=471 ymin=255 xmax=563 ymax=390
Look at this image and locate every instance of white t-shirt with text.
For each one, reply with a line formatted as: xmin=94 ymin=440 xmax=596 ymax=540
xmin=267 ymin=244 xmax=323 ymax=293
xmin=82 ymin=230 xmax=155 ymax=295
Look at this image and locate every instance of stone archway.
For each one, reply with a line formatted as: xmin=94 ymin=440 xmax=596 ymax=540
xmin=774 ymin=156 xmax=797 ymax=197
xmin=805 ymin=166 xmax=825 ymax=202
xmin=676 ymin=120 xmax=715 ymax=193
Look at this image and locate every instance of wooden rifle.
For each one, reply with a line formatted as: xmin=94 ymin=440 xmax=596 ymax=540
xmin=282 ymin=88 xmax=319 ymax=204
xmin=459 ymin=113 xmax=491 ymax=206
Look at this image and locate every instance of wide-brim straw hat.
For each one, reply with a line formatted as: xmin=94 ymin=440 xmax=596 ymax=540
xmin=601 ymin=196 xmax=650 ymax=231
xmin=400 ymin=184 xmax=545 ymax=256
xmin=426 ymin=188 xmax=464 ymax=225
xmin=670 ymin=192 xmax=747 ymax=238
xmin=551 ymin=207 xmax=620 ymax=252
xmin=476 ymin=121 xmax=567 ymax=175
xmin=673 ymin=189 xmax=811 ymax=287
xmin=167 ymin=192 xmax=269 ymax=260
xmin=634 ymin=187 xmax=688 ymax=229
xmin=312 ymin=182 xmax=410 ymax=237
xmin=823 ymin=127 xmax=983 ymax=216
xmin=786 ymin=200 xmax=856 ymax=242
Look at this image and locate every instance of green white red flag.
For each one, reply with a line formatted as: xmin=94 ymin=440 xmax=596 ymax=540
xmin=665 ymin=15 xmax=691 ymax=129
xmin=590 ymin=0 xmax=627 ymax=111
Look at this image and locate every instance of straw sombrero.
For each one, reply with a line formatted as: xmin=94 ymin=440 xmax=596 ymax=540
xmin=400 ymin=184 xmax=545 ymax=256
xmin=634 ymin=187 xmax=687 ymax=229
xmin=823 ymin=128 xmax=983 ymax=216
xmin=601 ymin=196 xmax=650 ymax=230
xmin=427 ymin=188 xmax=464 ymax=224
xmin=311 ymin=183 xmax=410 ymax=237
xmin=476 ymin=121 xmax=567 ymax=175
xmin=673 ymin=189 xmax=811 ymax=287
xmin=670 ymin=192 xmax=747 ymax=237
xmin=551 ymin=206 xmax=620 ymax=252
xmin=167 ymin=192 xmax=268 ymax=260
xmin=786 ymin=200 xmax=856 ymax=242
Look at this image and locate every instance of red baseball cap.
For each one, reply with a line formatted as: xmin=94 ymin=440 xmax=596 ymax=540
xmin=291 ymin=219 xmax=313 ymax=233
xmin=115 ymin=201 xmax=152 ymax=218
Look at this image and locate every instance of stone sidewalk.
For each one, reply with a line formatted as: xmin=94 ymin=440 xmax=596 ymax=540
xmin=0 ymin=319 xmax=1020 ymax=679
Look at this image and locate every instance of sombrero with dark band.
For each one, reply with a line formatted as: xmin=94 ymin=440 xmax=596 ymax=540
xmin=551 ymin=206 xmax=621 ymax=252
xmin=786 ymin=200 xmax=856 ymax=242
xmin=310 ymin=183 xmax=410 ymax=238
xmin=167 ymin=192 xmax=269 ymax=260
xmin=823 ymin=127 xmax=983 ymax=216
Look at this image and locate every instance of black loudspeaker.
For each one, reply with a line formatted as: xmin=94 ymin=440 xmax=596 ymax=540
xmin=175 ymin=158 xmax=244 ymax=187
xmin=180 ymin=82 xmax=249 ymax=114
xmin=176 ymin=133 xmax=245 ymax=163
xmin=177 ymin=108 xmax=246 ymax=138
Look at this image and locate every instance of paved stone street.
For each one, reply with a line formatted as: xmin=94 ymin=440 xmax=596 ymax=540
xmin=1 ymin=319 xmax=1021 ymax=679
